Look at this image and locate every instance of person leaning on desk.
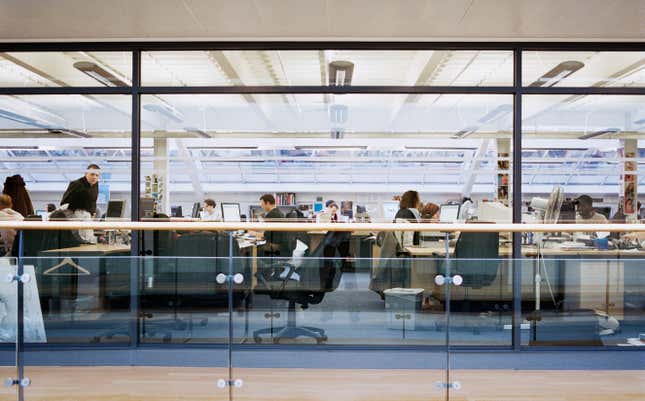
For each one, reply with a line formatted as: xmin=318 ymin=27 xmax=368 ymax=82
xmin=61 ymin=164 xmax=100 ymax=217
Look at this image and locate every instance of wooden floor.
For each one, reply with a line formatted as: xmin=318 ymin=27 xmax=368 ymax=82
xmin=1 ymin=366 xmax=643 ymax=401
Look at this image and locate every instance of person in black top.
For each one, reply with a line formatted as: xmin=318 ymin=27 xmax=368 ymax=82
xmin=394 ymin=190 xmax=422 ymax=246
xmin=257 ymin=194 xmax=285 ymax=255
xmin=61 ymin=164 xmax=100 ymax=216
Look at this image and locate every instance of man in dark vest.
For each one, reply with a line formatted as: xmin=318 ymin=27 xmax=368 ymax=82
xmin=61 ymin=164 xmax=100 ymax=217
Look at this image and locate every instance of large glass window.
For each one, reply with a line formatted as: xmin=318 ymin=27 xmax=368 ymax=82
xmin=0 ymin=52 xmax=132 ymax=87
xmin=140 ymin=93 xmax=513 ymax=226
xmin=523 ymin=51 xmax=645 ymax=87
xmin=521 ymin=94 xmax=645 ymax=347
xmin=142 ymin=50 xmax=513 ymax=86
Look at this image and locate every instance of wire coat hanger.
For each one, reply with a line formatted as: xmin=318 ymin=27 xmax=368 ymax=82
xmin=43 ymin=257 xmax=90 ymax=276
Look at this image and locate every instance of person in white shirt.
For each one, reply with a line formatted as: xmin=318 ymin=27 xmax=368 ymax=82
xmin=0 ymin=194 xmax=24 ymax=256
xmin=201 ymin=198 xmax=220 ymax=221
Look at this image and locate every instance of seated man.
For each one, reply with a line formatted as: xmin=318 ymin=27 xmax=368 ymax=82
xmin=253 ymin=194 xmax=286 ymax=256
xmin=574 ymin=195 xmax=608 ymax=224
xmin=574 ymin=195 xmax=608 ymax=238
xmin=201 ymin=198 xmax=220 ymax=221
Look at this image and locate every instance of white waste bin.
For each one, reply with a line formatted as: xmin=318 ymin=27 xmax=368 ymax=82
xmin=384 ymin=288 xmax=424 ymax=331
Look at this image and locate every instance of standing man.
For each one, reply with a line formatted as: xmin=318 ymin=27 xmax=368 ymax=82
xmin=61 ymin=164 xmax=100 ymax=217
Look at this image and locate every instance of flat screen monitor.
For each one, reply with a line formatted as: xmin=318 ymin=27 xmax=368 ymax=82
xmin=439 ymin=204 xmax=460 ymax=223
xmin=382 ymin=201 xmax=399 ymax=221
xmin=221 ymin=203 xmax=241 ymax=222
xmin=139 ymin=198 xmax=155 ymax=219
xmin=191 ymin=202 xmax=201 ymax=218
xmin=106 ymin=200 xmax=125 ymax=218
xmin=595 ymin=206 xmax=611 ymax=219
xmin=341 ymin=201 xmax=353 ymax=219
xmin=171 ymin=205 xmax=183 ymax=218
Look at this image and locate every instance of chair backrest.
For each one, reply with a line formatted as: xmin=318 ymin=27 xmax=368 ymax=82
xmin=369 ymin=231 xmax=411 ymax=295
xmin=453 ymin=231 xmax=500 ymax=288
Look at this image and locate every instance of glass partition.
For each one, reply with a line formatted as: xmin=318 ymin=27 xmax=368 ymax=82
xmin=0 ymin=52 xmax=132 ymax=87
xmin=142 ymin=50 xmax=513 ymax=87
xmin=521 ymin=257 xmax=645 ymax=347
xmin=523 ymin=51 xmax=645 ymax=87
xmin=232 ymin=252 xmax=448 ymax=400
xmin=20 ymin=255 xmax=131 ymax=345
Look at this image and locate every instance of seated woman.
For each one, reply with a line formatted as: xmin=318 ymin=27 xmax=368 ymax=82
xmin=394 ymin=190 xmax=422 ymax=246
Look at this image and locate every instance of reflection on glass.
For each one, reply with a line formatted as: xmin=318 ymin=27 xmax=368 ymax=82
xmin=140 ymin=94 xmax=513 ymax=216
xmin=142 ymin=50 xmax=513 ymax=86
xmin=523 ymin=95 xmax=644 ymax=222
xmin=523 ymin=51 xmax=645 ymax=87
xmin=0 ymin=95 xmax=132 ymax=228
xmin=521 ymin=258 xmax=645 ymax=347
xmin=0 ymin=52 xmax=132 ymax=87
xmin=15 ymin=256 xmax=132 ymax=344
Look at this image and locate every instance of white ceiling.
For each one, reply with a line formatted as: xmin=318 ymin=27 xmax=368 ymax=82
xmin=0 ymin=0 xmax=644 ymax=42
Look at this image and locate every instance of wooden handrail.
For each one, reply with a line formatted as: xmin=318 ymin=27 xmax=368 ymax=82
xmin=0 ymin=220 xmax=644 ymax=232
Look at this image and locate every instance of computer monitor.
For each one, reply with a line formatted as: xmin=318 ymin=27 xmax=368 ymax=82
xmin=382 ymin=201 xmax=399 ymax=221
xmin=191 ymin=202 xmax=201 ymax=218
xmin=139 ymin=198 xmax=156 ymax=219
xmin=106 ymin=200 xmax=126 ymax=219
xmin=439 ymin=204 xmax=460 ymax=223
xmin=221 ymin=203 xmax=241 ymax=222
xmin=171 ymin=205 xmax=183 ymax=218
xmin=595 ymin=206 xmax=611 ymax=219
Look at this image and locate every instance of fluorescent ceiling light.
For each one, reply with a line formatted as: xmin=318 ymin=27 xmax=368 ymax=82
xmin=143 ymin=103 xmax=184 ymax=123
xmin=452 ymin=104 xmax=512 ymax=139
xmin=183 ymin=126 xmax=210 ymax=138
xmin=452 ymin=126 xmax=478 ymax=139
xmin=0 ymin=107 xmax=67 ymax=131
xmin=47 ymin=129 xmax=90 ymax=138
xmin=330 ymin=128 xmax=345 ymax=139
xmin=579 ymin=128 xmax=620 ymax=140
xmin=529 ymin=61 xmax=585 ymax=87
xmin=294 ymin=146 xmax=367 ymax=150
xmin=478 ymin=104 xmax=513 ymax=124
xmin=328 ymin=61 xmax=354 ymax=86
xmin=404 ymin=146 xmax=476 ymax=150
xmin=73 ymin=61 xmax=128 ymax=87
xmin=329 ymin=104 xmax=348 ymax=124
xmin=187 ymin=146 xmax=258 ymax=150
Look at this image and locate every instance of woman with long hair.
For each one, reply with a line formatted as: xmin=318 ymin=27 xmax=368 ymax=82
xmin=394 ymin=190 xmax=422 ymax=246
xmin=2 ymin=175 xmax=34 ymax=217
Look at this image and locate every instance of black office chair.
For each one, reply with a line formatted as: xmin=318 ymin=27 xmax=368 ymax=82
xmin=434 ymin=231 xmax=502 ymax=334
xmin=252 ymin=232 xmax=342 ymax=344
xmin=139 ymin=227 xmax=190 ymax=343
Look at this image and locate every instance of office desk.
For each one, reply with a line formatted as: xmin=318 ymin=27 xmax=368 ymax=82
xmin=405 ymin=244 xmax=645 ymax=258
xmin=40 ymin=244 xmax=131 ymax=256
xmin=405 ymin=243 xmax=645 ymax=317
